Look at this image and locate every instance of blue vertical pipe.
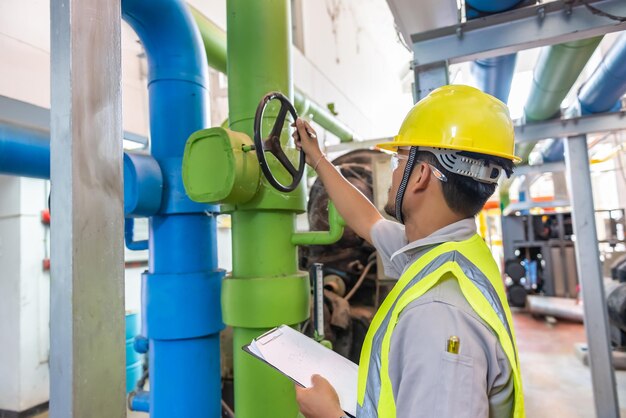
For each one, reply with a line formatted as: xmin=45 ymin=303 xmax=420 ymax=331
xmin=0 ymin=123 xmax=50 ymax=179
xmin=122 ymin=1 xmax=223 ymax=417
xmin=579 ymin=32 xmax=626 ymax=114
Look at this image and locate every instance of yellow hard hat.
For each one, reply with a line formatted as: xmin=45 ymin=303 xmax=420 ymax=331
xmin=377 ymin=84 xmax=520 ymax=162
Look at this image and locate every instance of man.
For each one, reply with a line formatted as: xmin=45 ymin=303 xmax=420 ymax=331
xmin=292 ymin=85 xmax=524 ymax=418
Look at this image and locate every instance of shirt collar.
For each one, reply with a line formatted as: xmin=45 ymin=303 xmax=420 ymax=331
xmin=390 ymin=217 xmax=478 ymax=261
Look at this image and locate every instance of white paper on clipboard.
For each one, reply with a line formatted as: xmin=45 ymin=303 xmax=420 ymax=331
xmin=243 ymin=325 xmax=358 ymax=417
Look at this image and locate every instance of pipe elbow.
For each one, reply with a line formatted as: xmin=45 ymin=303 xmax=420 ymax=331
xmin=121 ymin=0 xmax=208 ymax=87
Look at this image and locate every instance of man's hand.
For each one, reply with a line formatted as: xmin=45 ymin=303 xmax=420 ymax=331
xmin=295 ymin=374 xmax=345 ymax=418
xmin=292 ymin=118 xmax=324 ymax=167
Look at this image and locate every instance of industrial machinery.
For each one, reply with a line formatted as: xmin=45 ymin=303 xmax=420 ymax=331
xmin=502 ymin=212 xmax=578 ymax=306
xmin=502 ymin=209 xmax=626 ymax=307
xmin=299 ymin=149 xmax=389 ymax=362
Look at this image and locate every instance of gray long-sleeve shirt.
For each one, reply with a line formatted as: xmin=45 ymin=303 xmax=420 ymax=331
xmin=369 ymin=218 xmax=514 ymax=418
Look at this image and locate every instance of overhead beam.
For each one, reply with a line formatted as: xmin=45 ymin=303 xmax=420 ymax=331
xmin=412 ymin=0 xmax=626 ymax=69
xmin=511 ymin=161 xmax=566 ymax=176
xmin=327 ymin=111 xmax=626 ymax=153
xmin=515 ymin=110 xmax=626 ymax=143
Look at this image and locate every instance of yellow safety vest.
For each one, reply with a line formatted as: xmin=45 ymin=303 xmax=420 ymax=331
xmin=357 ymin=234 xmax=525 ymax=417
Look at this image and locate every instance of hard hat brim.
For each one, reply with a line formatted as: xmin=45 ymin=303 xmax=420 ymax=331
xmin=375 ymin=140 xmax=522 ymax=163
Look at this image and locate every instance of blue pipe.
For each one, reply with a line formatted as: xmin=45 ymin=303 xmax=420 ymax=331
xmin=579 ymin=32 xmax=626 ymax=114
xmin=467 ymin=1 xmax=522 ymax=104
xmin=122 ymin=1 xmax=223 ymax=417
xmin=0 ymin=130 xmax=164 ymax=218
xmin=130 ymin=390 xmax=151 ymax=412
xmin=542 ymin=34 xmax=626 ymax=164
xmin=465 ymin=0 xmax=522 ymax=15
xmin=0 ymin=125 xmax=162 ymax=211
xmin=465 ymin=0 xmax=523 ymax=13
xmin=0 ymin=123 xmax=50 ymax=179
xmin=125 ymin=218 xmax=149 ymax=251
xmin=471 ymin=54 xmax=517 ymax=103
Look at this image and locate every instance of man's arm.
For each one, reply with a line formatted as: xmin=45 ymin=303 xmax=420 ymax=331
xmin=294 ymin=118 xmax=383 ymax=244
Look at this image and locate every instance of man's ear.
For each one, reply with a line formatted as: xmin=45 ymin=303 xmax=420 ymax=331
xmin=408 ymin=163 xmax=430 ymax=193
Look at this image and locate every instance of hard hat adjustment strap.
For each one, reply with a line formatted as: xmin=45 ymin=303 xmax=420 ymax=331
xmin=395 ymin=146 xmax=418 ymax=224
xmin=421 ymin=147 xmax=503 ymax=184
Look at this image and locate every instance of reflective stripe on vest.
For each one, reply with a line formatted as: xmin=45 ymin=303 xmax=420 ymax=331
xmin=356 ymin=234 xmax=525 ymax=418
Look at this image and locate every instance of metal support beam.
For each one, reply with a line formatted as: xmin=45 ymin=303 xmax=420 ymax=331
xmin=50 ymin=0 xmax=124 ymax=416
xmin=412 ymin=0 xmax=626 ymax=69
xmin=413 ymin=61 xmax=449 ymax=102
xmin=327 ymin=111 xmax=626 ymax=153
xmin=564 ymin=135 xmax=619 ymax=418
xmin=511 ymin=161 xmax=566 ymax=176
xmin=516 ymin=110 xmax=626 ymax=143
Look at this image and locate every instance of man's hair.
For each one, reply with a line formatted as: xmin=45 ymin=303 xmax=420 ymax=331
xmin=415 ymin=150 xmax=514 ymax=218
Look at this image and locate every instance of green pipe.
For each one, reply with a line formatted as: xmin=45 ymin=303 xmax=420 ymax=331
xmin=294 ymin=91 xmax=357 ymax=142
xmin=190 ymin=5 xmax=358 ymax=142
xmin=188 ymin=5 xmax=227 ymax=75
xmin=502 ymin=37 xmax=603 ymax=207
xmin=292 ymin=202 xmax=346 ymax=245
xmin=519 ymin=37 xmax=602 ymax=161
xmin=222 ymin=1 xmax=307 ymax=417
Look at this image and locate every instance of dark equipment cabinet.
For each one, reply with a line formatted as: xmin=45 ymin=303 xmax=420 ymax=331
xmin=502 ymin=213 xmax=579 ymax=305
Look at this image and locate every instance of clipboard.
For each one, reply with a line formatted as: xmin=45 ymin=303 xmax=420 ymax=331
xmin=243 ymin=325 xmax=358 ymax=417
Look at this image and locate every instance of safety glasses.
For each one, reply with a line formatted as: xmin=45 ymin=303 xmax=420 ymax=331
xmin=390 ymin=153 xmax=448 ymax=183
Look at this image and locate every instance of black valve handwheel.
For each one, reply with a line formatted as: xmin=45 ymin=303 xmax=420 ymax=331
xmin=253 ymin=92 xmax=306 ymax=193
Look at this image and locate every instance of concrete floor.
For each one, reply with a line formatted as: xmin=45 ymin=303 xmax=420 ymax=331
xmin=514 ymin=311 xmax=626 ymax=417
xmin=33 ymin=312 xmax=626 ymax=417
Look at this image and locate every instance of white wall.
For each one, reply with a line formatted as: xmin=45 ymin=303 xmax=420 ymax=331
xmin=0 ymin=0 xmax=150 ymax=137
xmin=0 ymin=176 xmax=50 ymax=412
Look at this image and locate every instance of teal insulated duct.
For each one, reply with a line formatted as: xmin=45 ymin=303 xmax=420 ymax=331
xmin=518 ymin=37 xmax=603 ymax=162
xmin=525 ymin=38 xmax=602 ymax=121
xmin=540 ymin=33 xmax=626 ymax=163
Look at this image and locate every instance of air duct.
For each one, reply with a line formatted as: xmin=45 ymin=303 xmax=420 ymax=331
xmin=579 ymin=32 xmax=626 ymax=114
xmin=467 ymin=1 xmax=523 ymax=104
xmin=518 ymin=37 xmax=602 ymax=162
xmin=471 ymin=54 xmax=517 ymax=103
xmin=540 ymin=34 xmax=626 ymax=164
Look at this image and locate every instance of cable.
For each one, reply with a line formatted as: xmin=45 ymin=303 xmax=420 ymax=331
xmin=582 ymin=1 xmax=626 ymax=22
xmin=222 ymin=400 xmax=235 ymax=418
xmin=344 ymin=260 xmax=376 ymax=301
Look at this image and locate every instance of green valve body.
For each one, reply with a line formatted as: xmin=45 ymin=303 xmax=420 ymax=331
xmin=182 ymin=127 xmax=260 ymax=204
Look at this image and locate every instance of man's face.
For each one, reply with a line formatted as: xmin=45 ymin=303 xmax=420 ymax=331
xmin=383 ymin=149 xmax=409 ymax=218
